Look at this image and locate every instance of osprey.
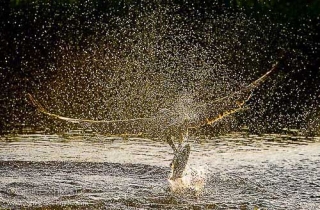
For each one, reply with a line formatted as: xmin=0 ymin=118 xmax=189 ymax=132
xmin=27 ymin=59 xmax=281 ymax=181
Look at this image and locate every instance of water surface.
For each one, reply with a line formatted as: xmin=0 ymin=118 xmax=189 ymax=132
xmin=1 ymin=133 xmax=320 ymax=209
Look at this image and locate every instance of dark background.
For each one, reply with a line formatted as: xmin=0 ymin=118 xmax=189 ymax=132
xmin=0 ymin=0 xmax=319 ymax=135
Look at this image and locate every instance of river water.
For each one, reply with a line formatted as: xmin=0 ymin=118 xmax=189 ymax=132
xmin=0 ymin=133 xmax=320 ymax=209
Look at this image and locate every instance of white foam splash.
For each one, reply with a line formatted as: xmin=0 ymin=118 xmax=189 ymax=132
xmin=168 ymin=164 xmax=207 ymax=196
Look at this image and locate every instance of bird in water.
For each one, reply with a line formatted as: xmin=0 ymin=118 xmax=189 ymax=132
xmin=27 ymin=58 xmax=282 ymax=185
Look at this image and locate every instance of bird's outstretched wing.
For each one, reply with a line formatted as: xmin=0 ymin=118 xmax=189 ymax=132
xmin=210 ymin=59 xmax=281 ymax=104
xmin=27 ymin=93 xmax=155 ymax=124
xmin=27 ymin=57 xmax=283 ymax=130
xmin=191 ymin=58 xmax=283 ymax=128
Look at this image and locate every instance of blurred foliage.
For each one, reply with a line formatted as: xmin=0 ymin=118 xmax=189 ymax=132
xmin=7 ymin=0 xmax=320 ymax=19
xmin=235 ymin=0 xmax=320 ymax=19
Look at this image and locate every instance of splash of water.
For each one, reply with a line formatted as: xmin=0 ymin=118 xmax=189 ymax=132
xmin=168 ymin=164 xmax=208 ymax=196
xmin=30 ymin=4 xmax=279 ymax=135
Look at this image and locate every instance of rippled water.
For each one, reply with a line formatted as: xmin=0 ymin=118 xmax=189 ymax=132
xmin=1 ymin=133 xmax=320 ymax=209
